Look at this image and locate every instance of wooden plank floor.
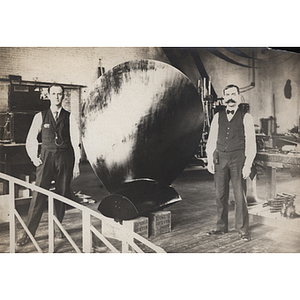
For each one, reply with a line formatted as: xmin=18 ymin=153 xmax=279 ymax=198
xmin=1 ymin=161 xmax=300 ymax=253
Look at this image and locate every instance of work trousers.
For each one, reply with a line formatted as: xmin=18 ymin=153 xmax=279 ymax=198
xmin=214 ymin=149 xmax=249 ymax=234
xmin=25 ymin=148 xmax=74 ymax=237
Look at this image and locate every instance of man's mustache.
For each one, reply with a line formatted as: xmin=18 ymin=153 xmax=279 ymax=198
xmin=225 ymin=99 xmax=236 ymax=104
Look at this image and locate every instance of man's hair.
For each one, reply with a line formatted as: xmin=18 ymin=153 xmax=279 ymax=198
xmin=223 ymin=84 xmax=240 ymax=95
xmin=48 ymin=83 xmax=65 ymax=95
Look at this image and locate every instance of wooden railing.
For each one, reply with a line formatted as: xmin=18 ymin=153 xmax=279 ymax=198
xmin=0 ymin=172 xmax=166 ymax=253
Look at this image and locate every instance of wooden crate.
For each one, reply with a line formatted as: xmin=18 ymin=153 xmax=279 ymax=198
xmin=149 ymin=210 xmax=171 ymax=236
xmin=127 ymin=217 xmax=149 ymax=238
xmin=102 ymin=216 xmax=149 ymax=239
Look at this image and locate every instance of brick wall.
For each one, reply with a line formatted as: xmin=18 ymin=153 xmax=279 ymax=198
xmin=0 ymin=47 xmax=169 ymax=87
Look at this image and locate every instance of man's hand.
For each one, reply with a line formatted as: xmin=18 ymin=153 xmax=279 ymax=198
xmin=207 ymin=161 xmax=215 ymax=174
xmin=242 ymin=165 xmax=251 ymax=179
xmin=73 ymin=162 xmax=80 ymax=179
xmin=32 ymin=157 xmax=42 ymax=167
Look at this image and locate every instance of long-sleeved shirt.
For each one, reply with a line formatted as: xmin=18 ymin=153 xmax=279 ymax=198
xmin=26 ymin=108 xmax=81 ymax=164
xmin=206 ymin=109 xmax=256 ymax=168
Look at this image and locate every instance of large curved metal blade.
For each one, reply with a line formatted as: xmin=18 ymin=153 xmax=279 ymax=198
xmin=81 ymin=59 xmax=204 ymax=195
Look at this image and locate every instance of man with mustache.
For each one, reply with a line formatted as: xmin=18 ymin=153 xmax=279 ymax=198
xmin=206 ymin=84 xmax=256 ymax=241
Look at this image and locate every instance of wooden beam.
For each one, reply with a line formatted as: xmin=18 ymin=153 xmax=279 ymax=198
xmin=48 ymin=195 xmax=54 ymax=253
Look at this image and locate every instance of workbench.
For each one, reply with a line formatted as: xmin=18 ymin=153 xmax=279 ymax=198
xmin=255 ymin=151 xmax=300 ymax=200
xmin=247 ymin=151 xmax=300 ymax=233
xmin=0 ymin=143 xmax=34 ymax=174
xmin=0 ymin=142 xmax=35 ymax=194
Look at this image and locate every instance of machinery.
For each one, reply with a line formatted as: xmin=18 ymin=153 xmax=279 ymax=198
xmin=0 ymin=78 xmax=50 ymax=186
xmin=81 ymin=59 xmax=204 ymax=222
xmin=0 ymin=78 xmax=50 ymax=144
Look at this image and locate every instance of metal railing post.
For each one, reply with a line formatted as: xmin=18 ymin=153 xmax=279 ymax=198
xmin=9 ymin=180 xmax=15 ymax=253
xmin=48 ymin=195 xmax=54 ymax=253
xmin=82 ymin=210 xmax=91 ymax=253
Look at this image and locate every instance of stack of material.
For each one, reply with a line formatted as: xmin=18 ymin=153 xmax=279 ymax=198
xmin=279 ymin=193 xmax=296 ymax=218
xmin=268 ymin=195 xmax=285 ymax=213
xmin=266 ymin=193 xmax=296 ymax=217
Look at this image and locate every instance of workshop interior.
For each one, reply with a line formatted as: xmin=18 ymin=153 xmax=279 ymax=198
xmin=0 ymin=47 xmax=300 ymax=253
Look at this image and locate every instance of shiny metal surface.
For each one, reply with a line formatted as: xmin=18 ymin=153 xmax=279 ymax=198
xmin=81 ymin=60 xmax=204 ymax=220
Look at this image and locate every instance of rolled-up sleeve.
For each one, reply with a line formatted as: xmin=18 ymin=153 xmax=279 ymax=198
xmin=25 ymin=112 xmax=42 ymax=162
xmin=206 ymin=113 xmax=219 ymax=162
xmin=243 ymin=113 xmax=257 ymax=167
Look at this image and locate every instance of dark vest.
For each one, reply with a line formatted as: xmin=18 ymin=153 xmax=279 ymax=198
xmin=41 ymin=108 xmax=72 ymax=152
xmin=217 ymin=108 xmax=245 ymax=152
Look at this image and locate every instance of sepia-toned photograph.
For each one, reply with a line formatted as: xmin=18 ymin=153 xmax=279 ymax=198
xmin=1 ymin=46 xmax=300 ymax=254
xmin=1 ymin=3 xmax=300 ymax=299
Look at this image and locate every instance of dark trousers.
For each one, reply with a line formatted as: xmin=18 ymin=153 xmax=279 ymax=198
xmin=214 ymin=149 xmax=249 ymax=234
xmin=25 ymin=148 xmax=74 ymax=237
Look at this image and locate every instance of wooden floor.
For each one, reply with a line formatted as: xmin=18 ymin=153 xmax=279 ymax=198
xmin=1 ymin=161 xmax=300 ymax=253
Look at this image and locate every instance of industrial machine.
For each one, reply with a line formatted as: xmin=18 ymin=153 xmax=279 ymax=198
xmin=0 ymin=77 xmax=50 ymax=186
xmin=0 ymin=77 xmax=50 ymax=144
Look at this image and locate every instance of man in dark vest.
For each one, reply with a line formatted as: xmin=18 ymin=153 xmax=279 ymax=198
xmin=206 ymin=84 xmax=256 ymax=241
xmin=17 ymin=83 xmax=81 ymax=246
